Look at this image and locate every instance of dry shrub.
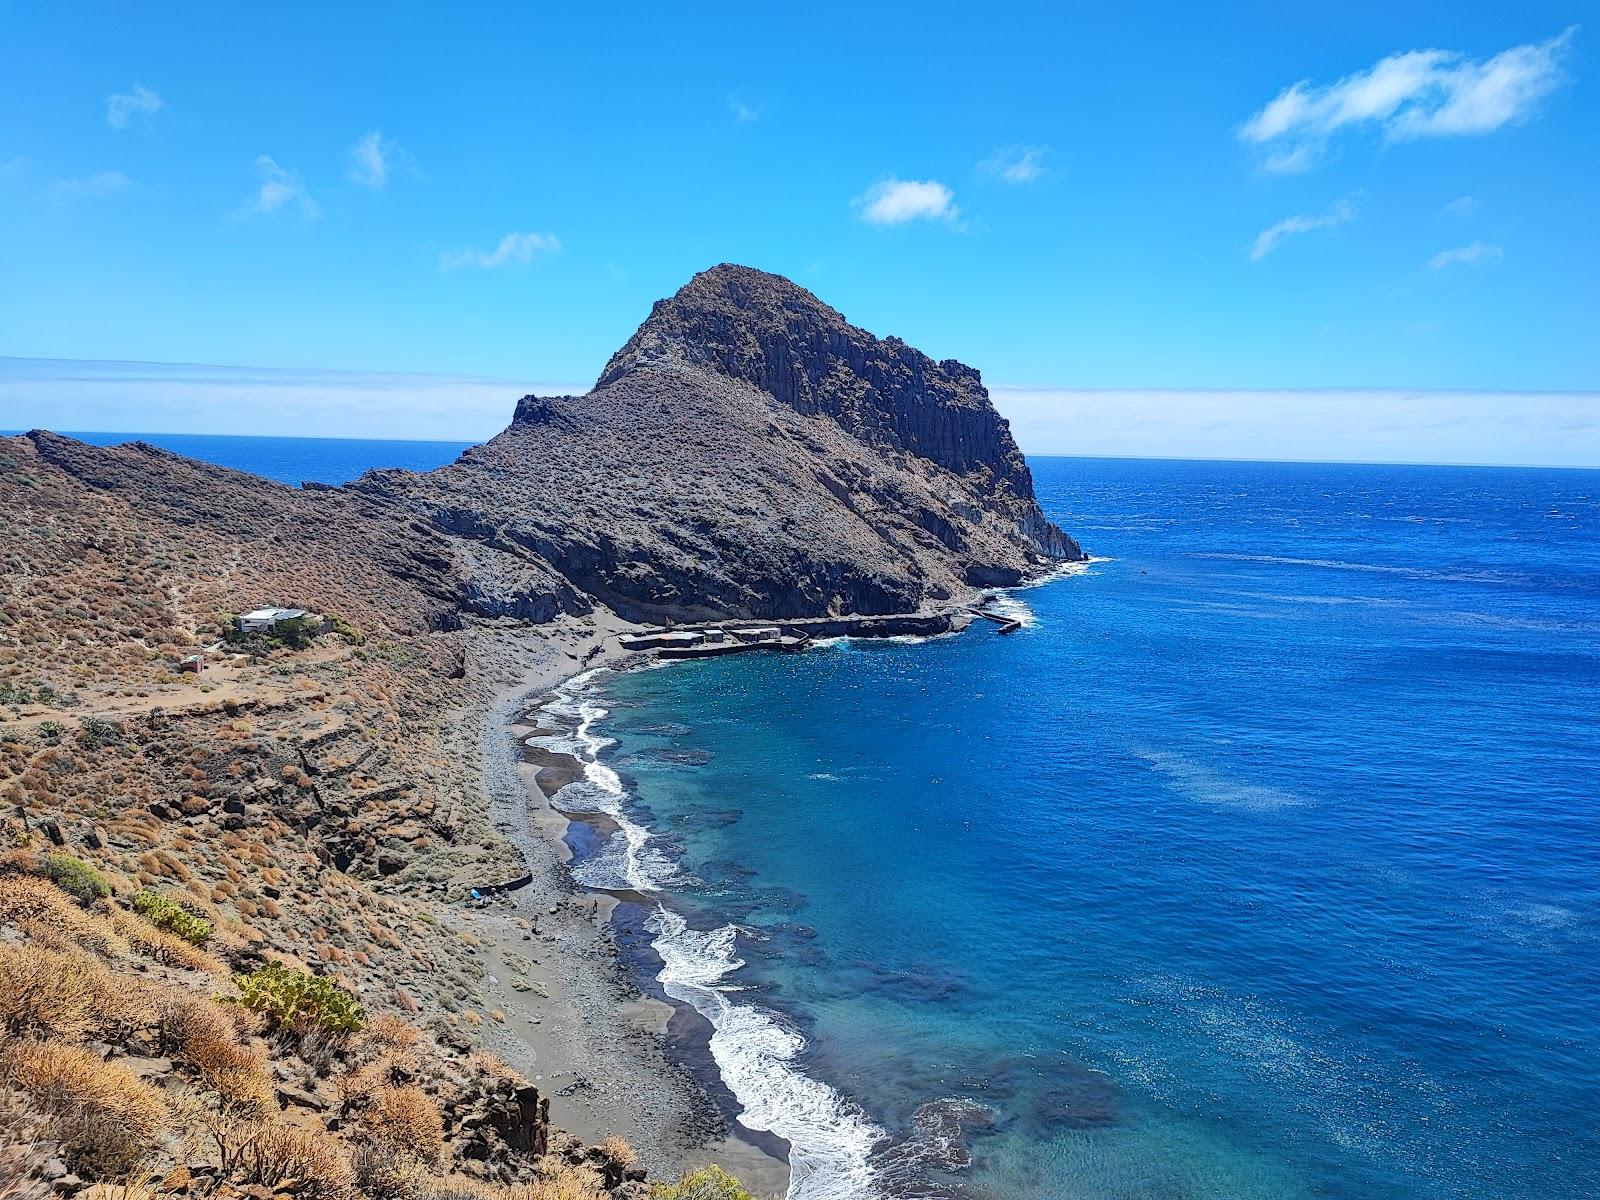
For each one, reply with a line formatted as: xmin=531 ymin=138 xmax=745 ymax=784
xmin=144 ymin=981 xmax=235 ymax=1056
xmin=349 ymin=1144 xmax=429 ymax=1200
xmin=0 ymin=1040 xmax=170 ymax=1179
xmin=428 ymin=1160 xmax=612 ymax=1200
xmin=134 ymin=981 xmax=274 ymax=1113
xmin=467 ymin=1051 xmax=527 ymax=1089
xmin=106 ymin=906 xmax=226 ymax=974
xmin=236 ymin=1125 xmax=354 ymax=1200
xmin=359 ymin=1085 xmax=443 ymax=1164
xmin=189 ymin=1033 xmax=275 ymax=1116
xmin=0 ymin=876 xmax=127 ymax=956
xmin=0 ymin=943 xmax=113 ymax=1041
xmin=599 ymin=1135 xmax=637 ymax=1169
xmin=362 ymin=1013 xmax=421 ymax=1051
xmin=337 ymin=1043 xmax=419 ymax=1109
xmin=0 ymin=1093 xmax=52 ymax=1200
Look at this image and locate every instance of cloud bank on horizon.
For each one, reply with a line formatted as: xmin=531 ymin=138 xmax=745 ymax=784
xmin=2 ymin=8 xmax=1594 ymax=459
xmin=4 ymin=358 xmax=1596 ymax=468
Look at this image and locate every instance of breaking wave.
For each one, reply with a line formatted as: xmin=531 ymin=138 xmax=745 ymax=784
xmin=537 ymin=672 xmax=678 ymax=891
xmin=537 ymin=672 xmax=887 ymax=1199
xmin=649 ymin=909 xmax=887 ymax=1200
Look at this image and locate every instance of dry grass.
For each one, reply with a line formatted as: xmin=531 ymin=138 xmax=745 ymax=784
xmin=360 ymin=1084 xmax=444 ymax=1164
xmin=599 ymin=1135 xmax=637 ymax=1169
xmin=106 ymin=905 xmax=227 ymax=974
xmin=0 ymin=943 xmax=115 ymax=1042
xmin=467 ymin=1051 xmax=527 ymax=1089
xmin=0 ymin=876 xmax=127 ymax=957
xmin=362 ymin=1012 xmax=421 ymax=1051
xmin=428 ymin=1159 xmax=613 ymax=1200
xmin=0 ymin=1040 xmax=170 ymax=1179
xmin=0 ymin=1094 xmax=51 ymax=1200
xmin=189 ymin=1033 xmax=275 ymax=1116
xmin=236 ymin=1125 xmax=354 ymax=1200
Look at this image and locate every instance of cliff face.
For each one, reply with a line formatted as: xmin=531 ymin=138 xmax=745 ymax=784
xmin=362 ymin=264 xmax=1080 ymax=621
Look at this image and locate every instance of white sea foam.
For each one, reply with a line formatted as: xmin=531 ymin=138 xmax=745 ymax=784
xmin=1189 ymin=552 xmax=1520 ymax=587
xmin=973 ymin=555 xmax=1111 ymax=630
xmin=1135 ymin=749 xmax=1305 ymax=812
xmin=975 ymin=592 xmax=1038 ymax=628
xmin=648 ymin=909 xmax=886 ymax=1200
xmin=538 ymin=672 xmax=884 ymax=1199
xmin=535 ymin=672 xmax=677 ymax=891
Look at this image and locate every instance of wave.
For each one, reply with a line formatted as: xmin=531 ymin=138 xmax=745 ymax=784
xmin=536 ymin=672 xmax=678 ymax=891
xmin=648 ymin=909 xmax=887 ymax=1200
xmin=538 ymin=671 xmax=888 ymax=1199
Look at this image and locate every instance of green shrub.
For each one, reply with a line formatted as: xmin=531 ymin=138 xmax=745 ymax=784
xmin=132 ymin=890 xmax=213 ymax=944
xmin=229 ymin=962 xmax=365 ymax=1034
xmin=271 ymin=616 xmax=317 ymax=651
xmin=652 ymin=1166 xmax=753 ymax=1200
xmin=41 ymin=854 xmax=110 ymax=905
xmin=329 ymin=615 xmax=365 ymax=646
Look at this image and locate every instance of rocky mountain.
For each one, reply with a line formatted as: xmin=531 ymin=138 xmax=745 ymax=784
xmin=357 ymin=264 xmax=1081 ymax=622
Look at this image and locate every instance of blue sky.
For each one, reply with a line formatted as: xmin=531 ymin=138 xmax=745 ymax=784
xmin=1 ymin=3 xmax=1597 ymax=463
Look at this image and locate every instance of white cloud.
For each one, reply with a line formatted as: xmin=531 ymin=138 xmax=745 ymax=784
xmin=347 ymin=131 xmax=405 ymax=189
xmin=1250 ymin=195 xmax=1356 ymax=261
xmin=729 ymin=93 xmax=759 ymax=123
xmin=439 ymin=232 xmax=561 ymax=271
xmin=1240 ymin=27 xmax=1577 ymax=170
xmin=1429 ymin=241 xmax=1502 ymax=270
xmin=106 ymin=83 xmax=163 ymax=129
xmin=977 ymin=145 xmax=1051 ymax=184
xmin=1443 ymin=195 xmax=1479 ymax=215
xmin=0 ymin=357 xmax=585 ymax=442
xmin=49 ymin=170 xmax=131 ymax=199
xmin=853 ymin=178 xmax=960 ymax=225
xmin=242 ymin=155 xmax=319 ymax=219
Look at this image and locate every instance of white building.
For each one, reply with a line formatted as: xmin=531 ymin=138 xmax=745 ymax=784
xmin=238 ymin=607 xmax=306 ymax=633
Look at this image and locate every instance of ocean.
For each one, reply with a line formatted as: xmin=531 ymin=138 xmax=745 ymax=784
xmin=2 ymin=430 xmax=475 ymax=484
xmin=41 ymin=434 xmax=1598 ymax=1199
xmin=553 ymin=458 xmax=1600 ymax=1200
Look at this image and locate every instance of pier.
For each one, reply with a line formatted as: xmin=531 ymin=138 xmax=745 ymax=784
xmin=969 ymin=607 xmax=1023 ymax=634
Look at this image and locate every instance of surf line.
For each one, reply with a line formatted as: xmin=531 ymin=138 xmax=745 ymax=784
xmin=531 ymin=667 xmax=888 ymax=1200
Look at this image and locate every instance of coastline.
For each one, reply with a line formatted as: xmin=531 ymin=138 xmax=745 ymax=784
xmin=457 ymin=612 xmax=795 ymax=1198
xmin=456 ymin=576 xmax=1081 ymax=1199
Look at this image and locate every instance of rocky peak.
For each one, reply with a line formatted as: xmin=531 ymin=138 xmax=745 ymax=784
xmin=592 ymin=264 xmax=1036 ymax=492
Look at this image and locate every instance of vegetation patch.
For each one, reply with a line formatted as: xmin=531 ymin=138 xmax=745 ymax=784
xmin=651 ymin=1166 xmax=755 ymax=1200
xmin=39 ymin=853 xmax=109 ymax=905
xmin=133 ymin=887 xmax=215 ymax=943
xmin=230 ymin=960 xmax=366 ymax=1034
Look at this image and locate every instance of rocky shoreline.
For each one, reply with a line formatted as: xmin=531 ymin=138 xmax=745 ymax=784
xmin=454 ymin=597 xmax=1014 ymax=1200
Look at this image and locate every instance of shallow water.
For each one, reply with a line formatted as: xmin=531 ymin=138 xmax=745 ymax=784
xmin=576 ymin=459 xmax=1600 ymax=1200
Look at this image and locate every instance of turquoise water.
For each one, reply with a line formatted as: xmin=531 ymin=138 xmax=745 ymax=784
xmin=564 ymin=459 xmax=1599 ymax=1200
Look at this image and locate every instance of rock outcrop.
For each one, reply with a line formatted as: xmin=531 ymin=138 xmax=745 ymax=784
xmin=359 ymin=264 xmax=1081 ymax=621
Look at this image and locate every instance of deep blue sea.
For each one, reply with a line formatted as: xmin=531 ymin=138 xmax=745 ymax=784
xmin=1 ymin=431 xmax=474 ymax=484
xmin=554 ymin=458 xmax=1600 ymax=1200
xmin=32 ymin=434 xmax=1596 ymax=1198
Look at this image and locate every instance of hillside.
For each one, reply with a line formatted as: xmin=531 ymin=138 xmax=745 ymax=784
xmin=0 ymin=265 xmax=1082 ymax=1200
xmin=357 ymin=264 xmax=1080 ymax=621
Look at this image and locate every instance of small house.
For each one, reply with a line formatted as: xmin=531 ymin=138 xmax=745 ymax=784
xmin=238 ymin=607 xmax=306 ymax=634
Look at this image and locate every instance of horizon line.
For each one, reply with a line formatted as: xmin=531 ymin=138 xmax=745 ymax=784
xmin=8 ymin=427 xmax=1594 ymax=473
xmin=4 ymin=353 xmax=1598 ymax=399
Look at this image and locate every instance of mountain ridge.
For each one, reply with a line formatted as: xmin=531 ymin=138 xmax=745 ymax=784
xmin=358 ymin=264 xmax=1081 ymax=622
